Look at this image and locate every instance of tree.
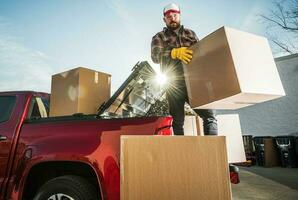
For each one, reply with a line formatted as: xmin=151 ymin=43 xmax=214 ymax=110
xmin=260 ymin=0 xmax=298 ymax=55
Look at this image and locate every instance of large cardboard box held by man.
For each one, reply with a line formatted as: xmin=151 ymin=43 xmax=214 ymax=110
xmin=185 ymin=26 xmax=285 ymax=109
xmin=120 ymin=136 xmax=232 ymax=200
xmin=50 ymin=67 xmax=111 ymax=116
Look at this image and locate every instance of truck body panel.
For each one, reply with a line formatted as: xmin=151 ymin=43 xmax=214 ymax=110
xmin=1 ymin=62 xmax=172 ymax=199
xmin=0 ymin=91 xmax=172 ymax=200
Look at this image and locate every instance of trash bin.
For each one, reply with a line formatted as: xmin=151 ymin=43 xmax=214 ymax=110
xmin=296 ymin=137 xmax=298 ymax=158
xmin=243 ymin=135 xmax=254 ymax=153
xmin=253 ymin=136 xmax=280 ymax=167
xmin=253 ymin=136 xmax=271 ymax=166
xmin=242 ymin=135 xmax=255 ymax=165
xmin=275 ymin=136 xmax=298 ymax=168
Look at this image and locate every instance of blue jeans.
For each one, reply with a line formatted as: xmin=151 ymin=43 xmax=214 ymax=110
xmin=166 ymin=79 xmax=218 ymax=136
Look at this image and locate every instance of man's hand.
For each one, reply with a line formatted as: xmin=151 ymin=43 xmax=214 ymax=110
xmin=171 ymin=47 xmax=193 ymax=64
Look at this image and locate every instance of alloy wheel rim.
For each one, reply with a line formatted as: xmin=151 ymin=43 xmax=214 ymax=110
xmin=47 ymin=193 xmax=75 ymax=200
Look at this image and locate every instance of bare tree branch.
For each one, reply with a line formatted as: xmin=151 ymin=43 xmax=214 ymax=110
xmin=272 ymin=39 xmax=294 ymax=54
xmin=260 ymin=0 xmax=298 ymax=55
xmin=260 ymin=14 xmax=298 ymax=31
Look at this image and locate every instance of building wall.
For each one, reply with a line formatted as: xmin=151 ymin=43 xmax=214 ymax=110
xmin=217 ymin=54 xmax=298 ymax=137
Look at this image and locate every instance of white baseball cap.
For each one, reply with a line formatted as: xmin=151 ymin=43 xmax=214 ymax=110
xmin=163 ymin=3 xmax=180 ymax=16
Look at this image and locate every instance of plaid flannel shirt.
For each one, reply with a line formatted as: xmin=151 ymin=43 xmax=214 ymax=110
xmin=151 ymin=25 xmax=199 ymax=66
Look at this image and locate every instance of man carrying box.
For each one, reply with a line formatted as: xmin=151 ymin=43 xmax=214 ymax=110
xmin=151 ymin=3 xmax=218 ymax=136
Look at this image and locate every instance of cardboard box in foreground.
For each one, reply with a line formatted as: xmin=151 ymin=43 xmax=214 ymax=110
xmin=50 ymin=67 xmax=111 ymax=116
xmin=121 ymin=136 xmax=231 ymax=200
xmin=185 ymin=26 xmax=285 ymax=109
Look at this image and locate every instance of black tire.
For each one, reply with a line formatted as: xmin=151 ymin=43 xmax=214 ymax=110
xmin=33 ymin=175 xmax=99 ymax=200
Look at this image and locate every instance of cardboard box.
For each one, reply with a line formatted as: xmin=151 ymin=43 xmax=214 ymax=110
xmin=120 ymin=136 xmax=232 ymax=200
xmin=185 ymin=26 xmax=285 ymax=109
xmin=189 ymin=114 xmax=246 ymax=163
xmin=183 ymin=115 xmax=203 ymax=136
xmin=217 ymin=114 xmax=246 ymax=163
xmin=50 ymin=67 xmax=111 ymax=116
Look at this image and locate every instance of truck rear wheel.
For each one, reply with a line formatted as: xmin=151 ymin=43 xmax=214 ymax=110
xmin=33 ymin=175 xmax=99 ymax=200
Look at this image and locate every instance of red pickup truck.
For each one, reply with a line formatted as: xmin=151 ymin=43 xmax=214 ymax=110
xmin=0 ymin=62 xmax=173 ymax=200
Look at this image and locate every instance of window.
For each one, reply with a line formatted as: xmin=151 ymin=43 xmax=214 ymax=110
xmin=41 ymin=97 xmax=49 ymax=115
xmin=100 ymin=63 xmax=164 ymax=118
xmin=0 ymin=96 xmax=16 ymax=123
xmin=27 ymin=97 xmax=48 ymax=119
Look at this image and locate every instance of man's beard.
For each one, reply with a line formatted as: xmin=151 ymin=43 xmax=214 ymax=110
xmin=167 ymin=21 xmax=181 ymax=31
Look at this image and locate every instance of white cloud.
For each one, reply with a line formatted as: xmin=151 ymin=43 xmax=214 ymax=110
xmin=104 ymin=0 xmax=132 ymax=23
xmin=102 ymin=0 xmax=144 ymax=38
xmin=240 ymin=3 xmax=262 ymax=32
xmin=0 ymin=16 xmax=54 ymax=93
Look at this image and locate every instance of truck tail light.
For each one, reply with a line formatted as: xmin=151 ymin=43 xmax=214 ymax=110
xmin=155 ymin=116 xmax=173 ymax=135
xmin=230 ymin=172 xmax=240 ymax=184
xmin=229 ymin=164 xmax=240 ymax=184
xmin=156 ymin=126 xmax=173 ymax=135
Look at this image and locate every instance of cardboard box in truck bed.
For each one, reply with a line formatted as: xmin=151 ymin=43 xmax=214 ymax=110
xmin=183 ymin=115 xmax=203 ymax=136
xmin=120 ymin=136 xmax=232 ymax=200
xmin=185 ymin=114 xmax=246 ymax=163
xmin=217 ymin=114 xmax=246 ymax=163
xmin=185 ymin=26 xmax=285 ymax=109
xmin=50 ymin=67 xmax=111 ymax=116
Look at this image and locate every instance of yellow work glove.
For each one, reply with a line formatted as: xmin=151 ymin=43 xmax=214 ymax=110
xmin=171 ymin=47 xmax=193 ymax=64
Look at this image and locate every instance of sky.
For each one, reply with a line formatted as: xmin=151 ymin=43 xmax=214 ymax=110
xmin=0 ymin=0 xmax=290 ymax=93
